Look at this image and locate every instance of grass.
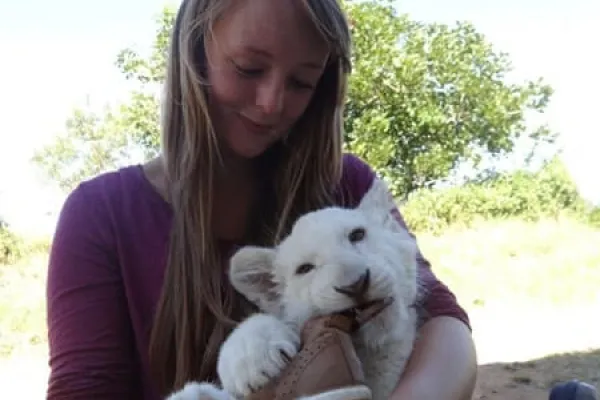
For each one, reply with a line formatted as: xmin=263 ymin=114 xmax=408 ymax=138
xmin=0 ymin=253 xmax=48 ymax=359
xmin=0 ymin=217 xmax=599 ymax=361
xmin=415 ymin=217 xmax=600 ymax=311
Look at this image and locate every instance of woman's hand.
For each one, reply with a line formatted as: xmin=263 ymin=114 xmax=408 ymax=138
xmin=390 ymin=316 xmax=478 ymax=400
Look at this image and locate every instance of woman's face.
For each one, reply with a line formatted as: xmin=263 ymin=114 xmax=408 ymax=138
xmin=204 ymin=0 xmax=330 ymax=160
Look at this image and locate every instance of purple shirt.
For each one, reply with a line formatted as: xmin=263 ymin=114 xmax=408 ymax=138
xmin=46 ymin=153 xmax=469 ymax=400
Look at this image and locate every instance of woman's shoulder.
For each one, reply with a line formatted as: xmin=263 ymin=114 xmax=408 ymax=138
xmin=67 ymin=164 xmax=167 ymax=210
xmin=76 ymin=163 xmax=163 ymax=199
xmin=56 ymin=164 xmax=171 ymax=245
xmin=338 ymin=152 xmax=377 ymax=207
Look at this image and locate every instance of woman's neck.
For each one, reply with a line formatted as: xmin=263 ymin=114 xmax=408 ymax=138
xmin=142 ymin=153 xmax=257 ymax=205
xmin=143 ymin=149 xmax=261 ymax=243
xmin=214 ymin=141 xmax=258 ymax=184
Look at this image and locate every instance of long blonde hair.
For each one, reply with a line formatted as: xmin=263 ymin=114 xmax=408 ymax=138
xmin=148 ymin=0 xmax=352 ymax=395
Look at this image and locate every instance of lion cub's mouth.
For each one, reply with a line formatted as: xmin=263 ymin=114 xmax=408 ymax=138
xmin=333 ymin=269 xmax=394 ymax=328
xmin=339 ymin=296 xmax=395 ymax=331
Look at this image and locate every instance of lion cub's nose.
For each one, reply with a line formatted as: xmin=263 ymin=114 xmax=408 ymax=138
xmin=334 ymin=269 xmax=370 ymax=300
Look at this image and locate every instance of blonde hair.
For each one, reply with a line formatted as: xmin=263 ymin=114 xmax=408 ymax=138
xmin=148 ymin=0 xmax=352 ymax=395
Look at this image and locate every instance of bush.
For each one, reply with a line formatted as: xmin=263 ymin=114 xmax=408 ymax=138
xmin=399 ymin=156 xmax=589 ymax=233
xmin=587 ymin=207 xmax=600 ymax=228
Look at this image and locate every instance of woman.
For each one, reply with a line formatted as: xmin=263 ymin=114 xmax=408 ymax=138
xmin=46 ymin=0 xmax=477 ymax=399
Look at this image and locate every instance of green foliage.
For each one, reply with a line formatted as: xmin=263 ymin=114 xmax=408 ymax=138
xmin=0 ymin=222 xmax=23 ymax=265
xmin=32 ymin=0 xmax=555 ymax=199
xmin=400 ymin=156 xmax=589 ymax=233
xmin=115 ymin=5 xmax=175 ymax=85
xmin=0 ymin=217 xmax=49 ymax=265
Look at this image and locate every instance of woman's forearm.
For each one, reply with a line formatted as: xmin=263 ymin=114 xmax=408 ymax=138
xmin=391 ymin=316 xmax=478 ymax=400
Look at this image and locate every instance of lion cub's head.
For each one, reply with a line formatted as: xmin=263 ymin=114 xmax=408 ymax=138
xmin=228 ymin=178 xmax=419 ymax=325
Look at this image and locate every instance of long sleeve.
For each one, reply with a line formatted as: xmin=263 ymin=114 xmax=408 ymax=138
xmin=391 ymin=208 xmax=471 ymax=330
xmin=46 ymin=183 xmax=142 ymax=399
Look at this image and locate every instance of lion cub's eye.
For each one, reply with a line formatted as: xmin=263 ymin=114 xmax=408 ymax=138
xmin=295 ymin=263 xmax=315 ymax=275
xmin=348 ymin=227 xmax=366 ymax=243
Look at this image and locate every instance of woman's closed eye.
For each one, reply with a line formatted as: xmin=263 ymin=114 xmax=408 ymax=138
xmin=290 ymin=78 xmax=315 ymax=90
xmin=232 ymin=61 xmax=315 ymax=91
xmin=233 ymin=62 xmax=263 ymax=77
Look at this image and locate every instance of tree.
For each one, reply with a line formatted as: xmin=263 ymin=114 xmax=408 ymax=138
xmin=343 ymin=1 xmax=554 ymax=196
xmin=32 ymin=0 xmax=555 ymax=197
xmin=31 ymin=6 xmax=173 ymax=193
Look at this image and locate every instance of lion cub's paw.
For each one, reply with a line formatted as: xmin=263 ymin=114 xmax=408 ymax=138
xmin=218 ymin=313 xmax=300 ymax=398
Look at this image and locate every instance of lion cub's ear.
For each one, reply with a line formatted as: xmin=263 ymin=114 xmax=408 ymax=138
xmin=358 ymin=177 xmax=396 ymax=213
xmin=357 ymin=177 xmax=399 ymax=227
xmin=229 ymin=246 xmax=281 ymax=313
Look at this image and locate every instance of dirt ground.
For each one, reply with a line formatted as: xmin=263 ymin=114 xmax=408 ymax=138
xmin=1 ymin=303 xmax=599 ymax=399
xmin=475 ymin=349 xmax=600 ymax=399
xmin=470 ymin=303 xmax=600 ymax=399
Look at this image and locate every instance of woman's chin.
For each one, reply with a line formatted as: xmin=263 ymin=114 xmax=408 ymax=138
xmin=222 ymin=142 xmax=266 ymax=161
xmin=225 ymin=136 xmax=278 ymax=160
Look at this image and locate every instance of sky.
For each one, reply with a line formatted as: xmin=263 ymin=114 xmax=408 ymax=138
xmin=0 ymin=0 xmax=598 ymax=236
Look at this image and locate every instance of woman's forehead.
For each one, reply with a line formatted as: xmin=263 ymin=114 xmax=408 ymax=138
xmin=214 ymin=0 xmax=330 ymax=64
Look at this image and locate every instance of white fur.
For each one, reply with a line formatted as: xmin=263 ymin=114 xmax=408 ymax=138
xmin=166 ymin=178 xmax=420 ymax=400
xmin=165 ymin=381 xmax=232 ymax=400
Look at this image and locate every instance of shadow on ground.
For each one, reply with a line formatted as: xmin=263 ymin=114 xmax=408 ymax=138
xmin=474 ymin=348 xmax=600 ymax=399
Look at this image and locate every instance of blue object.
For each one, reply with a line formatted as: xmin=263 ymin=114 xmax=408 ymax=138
xmin=550 ymin=380 xmax=598 ymax=400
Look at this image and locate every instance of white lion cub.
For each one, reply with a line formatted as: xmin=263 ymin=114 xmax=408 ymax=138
xmin=167 ymin=177 xmax=421 ymax=400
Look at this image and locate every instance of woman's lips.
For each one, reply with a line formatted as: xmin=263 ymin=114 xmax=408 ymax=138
xmin=237 ymin=113 xmax=276 ymax=136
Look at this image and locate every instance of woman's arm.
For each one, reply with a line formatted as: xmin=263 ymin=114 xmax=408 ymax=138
xmin=46 ymin=184 xmax=142 ymax=399
xmin=391 ymin=316 xmax=477 ymax=400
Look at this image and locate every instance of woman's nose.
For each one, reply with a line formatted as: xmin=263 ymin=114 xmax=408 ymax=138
xmin=255 ymin=79 xmax=284 ymax=116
